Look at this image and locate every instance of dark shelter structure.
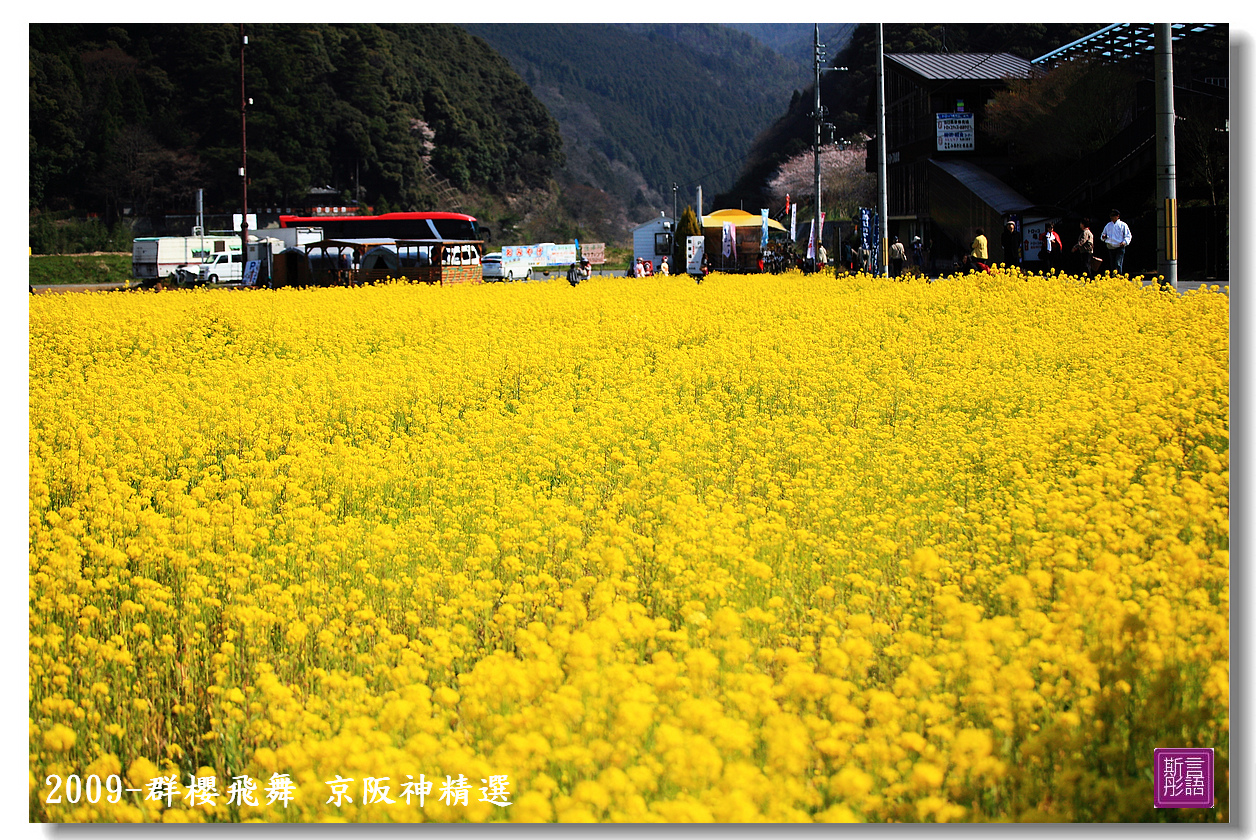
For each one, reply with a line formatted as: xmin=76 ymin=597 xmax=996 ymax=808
xmin=867 ymin=23 xmax=1228 ymax=280
xmin=270 ymin=239 xmax=485 ymax=288
xmin=867 ymin=51 xmax=1036 ymax=272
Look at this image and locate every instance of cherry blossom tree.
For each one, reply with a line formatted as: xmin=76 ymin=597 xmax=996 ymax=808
xmin=767 ymin=141 xmax=876 ymax=221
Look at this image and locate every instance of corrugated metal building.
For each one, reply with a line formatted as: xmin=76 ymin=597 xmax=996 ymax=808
xmin=869 ymin=52 xmax=1040 ymax=270
xmin=871 ymin=24 xmax=1228 ymax=279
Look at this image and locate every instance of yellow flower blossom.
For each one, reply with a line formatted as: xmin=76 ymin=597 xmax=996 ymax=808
xmin=29 ymin=271 xmax=1228 ymax=823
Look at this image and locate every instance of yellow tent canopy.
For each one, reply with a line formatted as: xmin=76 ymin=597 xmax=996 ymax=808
xmin=701 ymin=208 xmax=786 ymax=232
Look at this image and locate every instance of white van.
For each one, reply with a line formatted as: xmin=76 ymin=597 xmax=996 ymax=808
xmin=483 ymin=251 xmax=533 ymax=281
xmin=199 ymin=252 xmax=245 ymax=284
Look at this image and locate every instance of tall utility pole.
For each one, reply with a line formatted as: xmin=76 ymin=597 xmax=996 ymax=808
xmin=1155 ymin=23 xmax=1178 ymax=289
xmin=876 ymin=24 xmax=888 ymax=277
xmin=239 ymin=24 xmax=249 ymax=261
xmin=813 ymin=24 xmax=824 ymax=234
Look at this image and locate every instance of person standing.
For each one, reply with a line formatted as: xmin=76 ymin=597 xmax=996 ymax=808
xmin=971 ymin=228 xmax=988 ymax=263
xmin=818 ymin=244 xmax=828 ymax=272
xmin=1040 ymin=222 xmax=1064 ymax=271
xmin=889 ymin=236 xmax=907 ymax=278
xmin=1001 ymin=220 xmax=1022 ymax=268
xmin=1100 ymin=209 xmax=1133 ymax=273
xmin=658 ymin=256 xmax=670 ymax=276
xmin=1072 ymin=218 xmax=1095 ymax=275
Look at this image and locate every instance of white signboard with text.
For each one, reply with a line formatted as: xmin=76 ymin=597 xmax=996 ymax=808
xmin=502 ymin=242 xmax=604 ymax=265
xmin=936 ymin=112 xmax=975 ymax=151
xmin=686 ymin=236 xmax=705 ymax=274
xmin=542 ymin=244 xmax=577 ymax=265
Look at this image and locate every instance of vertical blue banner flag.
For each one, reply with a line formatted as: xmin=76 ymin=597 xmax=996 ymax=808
xmin=760 ymin=209 xmax=769 ymax=251
xmin=871 ymin=211 xmax=882 ymax=273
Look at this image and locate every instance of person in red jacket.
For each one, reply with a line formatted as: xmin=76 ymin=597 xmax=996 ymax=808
xmin=1040 ymin=222 xmax=1064 ymax=271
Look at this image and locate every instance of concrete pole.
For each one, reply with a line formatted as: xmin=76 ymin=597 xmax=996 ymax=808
xmin=876 ymin=24 xmax=889 ymax=277
xmin=239 ymin=24 xmax=249 ymax=262
xmin=814 ymin=24 xmax=823 ymax=253
xmin=1155 ymin=24 xmax=1178 ymax=289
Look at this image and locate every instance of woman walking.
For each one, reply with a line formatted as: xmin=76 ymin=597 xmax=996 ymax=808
xmin=1072 ymin=218 xmax=1095 ymax=275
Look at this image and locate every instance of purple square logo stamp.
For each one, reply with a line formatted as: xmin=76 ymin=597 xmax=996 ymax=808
xmin=1154 ymin=748 xmax=1214 ymax=808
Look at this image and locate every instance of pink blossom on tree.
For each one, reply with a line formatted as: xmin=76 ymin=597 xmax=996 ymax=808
xmin=768 ymin=143 xmax=876 ymax=221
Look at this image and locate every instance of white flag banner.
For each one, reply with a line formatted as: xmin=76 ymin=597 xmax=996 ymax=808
xmin=807 ymin=218 xmax=816 ymax=260
xmin=790 ymin=205 xmax=797 ymax=242
xmin=722 ymin=222 xmax=737 ymax=258
xmin=686 ymin=236 xmax=705 ymax=274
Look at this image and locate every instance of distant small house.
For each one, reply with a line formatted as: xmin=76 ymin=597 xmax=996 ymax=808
xmin=631 ymin=215 xmax=675 ymax=274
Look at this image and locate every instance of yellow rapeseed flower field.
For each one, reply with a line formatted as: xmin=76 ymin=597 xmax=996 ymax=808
xmin=29 ymin=269 xmax=1228 ymax=822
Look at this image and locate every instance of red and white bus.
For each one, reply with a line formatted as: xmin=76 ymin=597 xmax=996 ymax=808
xmin=278 ymin=211 xmax=479 ymax=242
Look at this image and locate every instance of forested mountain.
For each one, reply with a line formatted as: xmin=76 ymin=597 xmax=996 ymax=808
xmin=30 ymin=23 xmax=564 ymax=223
xmin=460 ymin=23 xmax=807 ymax=223
xmin=718 ymin=23 xmax=1100 ymax=210
xmin=723 ymin=24 xmax=857 ymax=68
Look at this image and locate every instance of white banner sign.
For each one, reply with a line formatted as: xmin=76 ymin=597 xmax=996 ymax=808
xmin=503 ymin=243 xmax=598 ymax=264
xmin=686 ymin=236 xmax=705 ymax=274
xmin=502 ymin=244 xmax=543 ymax=261
xmin=936 ymin=112 xmax=975 ymax=151
xmin=581 ymin=243 xmax=606 ymax=264
xmin=542 ymin=244 xmax=578 ymax=265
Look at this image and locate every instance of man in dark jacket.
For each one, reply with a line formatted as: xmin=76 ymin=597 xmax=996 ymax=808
xmin=1001 ymin=220 xmax=1023 ymax=268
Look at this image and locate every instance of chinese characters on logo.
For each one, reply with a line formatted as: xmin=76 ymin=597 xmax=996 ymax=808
xmin=142 ymin=772 xmax=511 ymax=811
xmin=1154 ymin=748 xmax=1213 ymax=809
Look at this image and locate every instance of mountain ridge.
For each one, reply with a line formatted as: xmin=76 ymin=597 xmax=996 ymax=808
xmin=460 ymin=22 xmax=810 ymax=224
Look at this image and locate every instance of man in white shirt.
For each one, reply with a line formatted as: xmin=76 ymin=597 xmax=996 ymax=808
xmin=1100 ymin=209 xmax=1133 ymax=274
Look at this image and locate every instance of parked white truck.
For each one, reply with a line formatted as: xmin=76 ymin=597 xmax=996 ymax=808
xmin=132 ymin=235 xmax=238 ymax=282
xmin=133 ymin=228 xmax=325 ymax=286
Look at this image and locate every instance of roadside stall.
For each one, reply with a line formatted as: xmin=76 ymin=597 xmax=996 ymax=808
xmin=393 ymin=239 xmax=484 ymax=285
xmin=701 ymin=209 xmax=788 ymax=272
xmin=296 ymin=238 xmax=400 ymax=286
xmin=289 ymin=238 xmax=486 ymax=286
